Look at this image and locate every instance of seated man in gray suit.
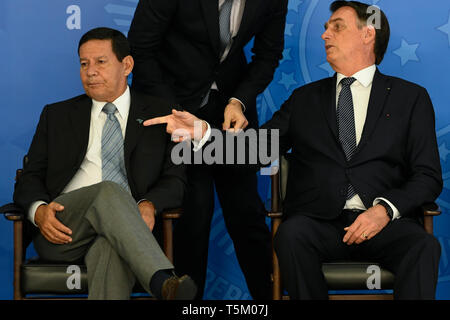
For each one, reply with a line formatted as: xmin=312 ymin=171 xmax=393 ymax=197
xmin=13 ymin=27 xmax=197 ymax=300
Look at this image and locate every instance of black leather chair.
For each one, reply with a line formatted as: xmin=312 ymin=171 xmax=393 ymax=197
xmin=0 ymin=158 xmax=181 ymax=300
xmin=268 ymin=155 xmax=441 ymax=300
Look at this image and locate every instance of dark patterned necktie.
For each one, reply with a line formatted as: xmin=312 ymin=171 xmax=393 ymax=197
xmin=101 ymin=102 xmax=130 ymax=192
xmin=337 ymin=77 xmax=357 ymax=199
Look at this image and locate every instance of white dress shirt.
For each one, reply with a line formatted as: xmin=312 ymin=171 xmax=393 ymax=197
xmin=28 ymin=86 xmax=131 ymax=225
xmin=337 ymin=65 xmax=400 ymax=219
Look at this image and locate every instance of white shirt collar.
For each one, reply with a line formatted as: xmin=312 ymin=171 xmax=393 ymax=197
xmin=336 ymin=65 xmax=376 ymax=88
xmin=91 ymin=86 xmax=131 ymax=120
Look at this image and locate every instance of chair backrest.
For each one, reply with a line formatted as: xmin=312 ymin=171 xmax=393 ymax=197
xmin=279 ymin=155 xmax=289 ymax=202
xmin=15 ymin=155 xmax=34 ymax=251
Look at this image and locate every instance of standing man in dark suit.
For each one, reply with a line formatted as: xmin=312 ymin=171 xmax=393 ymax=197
xmin=128 ymin=0 xmax=288 ymax=299
xmin=13 ymin=27 xmax=197 ymax=300
xmin=143 ymin=1 xmax=443 ymax=299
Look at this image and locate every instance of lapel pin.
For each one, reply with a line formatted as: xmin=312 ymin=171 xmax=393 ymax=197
xmin=136 ymin=118 xmax=144 ymax=125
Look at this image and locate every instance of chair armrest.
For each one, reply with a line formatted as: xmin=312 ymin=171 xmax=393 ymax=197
xmin=0 ymin=203 xmax=24 ymax=221
xmin=421 ymin=202 xmax=440 ymax=235
xmin=267 ymin=211 xmax=283 ymax=219
xmin=422 ymin=202 xmax=441 ymax=216
xmin=161 ymin=208 xmax=183 ymax=220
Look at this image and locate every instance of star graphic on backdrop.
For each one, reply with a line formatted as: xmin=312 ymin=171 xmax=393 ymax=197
xmin=437 ymin=12 xmax=450 ymax=46
xmin=318 ymin=62 xmax=335 ymax=77
xmin=288 ymin=0 xmax=303 ymax=13
xmin=282 ymin=48 xmax=292 ymax=61
xmin=440 ymin=143 xmax=450 ymax=162
xmin=278 ymin=72 xmax=297 ymax=91
xmin=285 ymin=23 xmax=294 ymax=36
xmin=393 ymin=39 xmax=419 ymax=66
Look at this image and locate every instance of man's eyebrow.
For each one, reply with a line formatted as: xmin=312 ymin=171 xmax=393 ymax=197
xmin=324 ymin=17 xmax=344 ymax=29
xmin=79 ymin=55 xmax=108 ymax=61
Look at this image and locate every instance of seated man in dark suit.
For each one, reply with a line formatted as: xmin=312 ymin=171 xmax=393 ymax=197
xmin=143 ymin=1 xmax=443 ymax=299
xmin=13 ymin=27 xmax=197 ymax=300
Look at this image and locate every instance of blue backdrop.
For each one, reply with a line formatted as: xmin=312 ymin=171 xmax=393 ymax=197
xmin=0 ymin=0 xmax=449 ymax=299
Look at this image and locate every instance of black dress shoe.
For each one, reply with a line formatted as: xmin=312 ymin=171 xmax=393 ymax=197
xmin=161 ymin=275 xmax=197 ymax=300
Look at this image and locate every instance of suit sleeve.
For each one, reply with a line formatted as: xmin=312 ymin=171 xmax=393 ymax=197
xmin=142 ymin=139 xmax=187 ymax=212
xmin=128 ymin=0 xmax=178 ymax=103
xmin=13 ymin=106 xmax=52 ymax=212
xmin=198 ymin=87 xmax=296 ymax=170
xmin=380 ymin=87 xmax=443 ymax=216
xmin=232 ymin=0 xmax=288 ymax=108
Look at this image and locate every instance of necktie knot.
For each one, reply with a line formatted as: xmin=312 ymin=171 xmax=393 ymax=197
xmin=102 ymin=103 xmax=117 ymax=115
xmin=340 ymin=77 xmax=356 ymax=87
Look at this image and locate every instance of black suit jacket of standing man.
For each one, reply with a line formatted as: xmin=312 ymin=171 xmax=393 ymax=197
xmin=128 ymin=0 xmax=287 ymax=127
xmin=128 ymin=0 xmax=288 ymax=299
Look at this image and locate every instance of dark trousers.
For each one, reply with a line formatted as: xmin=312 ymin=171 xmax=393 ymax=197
xmin=274 ymin=211 xmax=441 ymax=299
xmin=173 ymin=90 xmax=273 ymax=299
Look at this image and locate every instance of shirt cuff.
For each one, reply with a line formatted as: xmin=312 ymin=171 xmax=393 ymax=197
xmin=229 ymin=97 xmax=246 ymax=113
xmin=373 ymin=197 xmax=401 ymax=220
xmin=192 ymin=121 xmax=211 ymax=151
xmin=29 ymin=200 xmax=47 ymax=227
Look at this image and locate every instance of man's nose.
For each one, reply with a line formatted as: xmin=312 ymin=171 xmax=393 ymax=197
xmin=86 ymin=65 xmax=98 ymax=76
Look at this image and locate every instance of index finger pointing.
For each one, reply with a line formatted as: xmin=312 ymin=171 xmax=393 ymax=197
xmin=143 ymin=116 xmax=169 ymax=126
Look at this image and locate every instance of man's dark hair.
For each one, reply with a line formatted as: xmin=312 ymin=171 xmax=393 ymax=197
xmin=330 ymin=1 xmax=390 ymax=65
xmin=78 ymin=27 xmax=130 ymax=62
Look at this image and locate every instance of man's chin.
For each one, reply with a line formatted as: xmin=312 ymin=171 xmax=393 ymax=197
xmin=85 ymin=89 xmax=107 ymax=101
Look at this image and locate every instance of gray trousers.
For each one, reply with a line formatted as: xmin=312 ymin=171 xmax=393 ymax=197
xmin=33 ymin=181 xmax=174 ymax=299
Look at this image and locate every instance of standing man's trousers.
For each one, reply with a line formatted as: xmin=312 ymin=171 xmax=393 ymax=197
xmin=173 ymin=90 xmax=273 ymax=300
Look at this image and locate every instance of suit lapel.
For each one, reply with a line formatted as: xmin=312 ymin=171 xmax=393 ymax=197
xmin=69 ymin=96 xmax=91 ymax=164
xmin=200 ymin=0 xmax=221 ymax=57
xmin=320 ymin=74 xmax=339 ymax=142
xmin=124 ymin=91 xmax=145 ymax=164
xmin=228 ymin=0 xmax=260 ymax=56
xmin=355 ymin=69 xmax=392 ymax=154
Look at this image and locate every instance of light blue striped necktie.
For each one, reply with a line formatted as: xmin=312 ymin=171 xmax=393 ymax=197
xmin=101 ymin=102 xmax=130 ymax=192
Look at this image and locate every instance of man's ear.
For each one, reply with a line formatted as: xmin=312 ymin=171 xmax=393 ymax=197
xmin=363 ymin=25 xmax=376 ymax=44
xmin=122 ymin=55 xmax=134 ymax=77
